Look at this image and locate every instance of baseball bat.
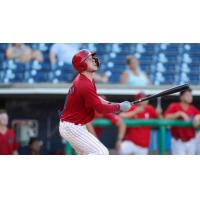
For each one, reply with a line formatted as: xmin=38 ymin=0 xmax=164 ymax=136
xmin=131 ymin=84 xmax=190 ymax=105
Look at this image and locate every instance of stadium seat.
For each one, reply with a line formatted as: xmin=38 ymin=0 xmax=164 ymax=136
xmin=0 ymin=43 xmax=200 ymax=85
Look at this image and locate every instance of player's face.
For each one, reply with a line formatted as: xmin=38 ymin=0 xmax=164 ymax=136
xmin=138 ymin=101 xmax=148 ymax=107
xmin=181 ymin=91 xmax=193 ymax=104
xmin=0 ymin=113 xmax=8 ymax=126
xmin=85 ymin=56 xmax=98 ymax=72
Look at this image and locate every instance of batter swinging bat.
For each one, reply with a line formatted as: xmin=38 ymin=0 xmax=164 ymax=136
xmin=131 ymin=84 xmax=190 ymax=105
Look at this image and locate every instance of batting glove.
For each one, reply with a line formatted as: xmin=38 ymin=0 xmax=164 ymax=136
xmin=119 ymin=101 xmax=131 ymax=112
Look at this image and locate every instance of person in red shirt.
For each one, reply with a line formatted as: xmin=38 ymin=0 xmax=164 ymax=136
xmin=59 ymin=49 xmax=131 ymax=155
xmin=165 ymin=88 xmax=200 ymax=155
xmin=0 ymin=109 xmax=18 ymax=155
xmin=118 ymin=93 xmax=158 ymax=155
xmin=86 ymin=96 xmax=127 ymax=153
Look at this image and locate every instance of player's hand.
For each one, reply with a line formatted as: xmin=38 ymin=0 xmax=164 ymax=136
xmin=119 ymin=101 xmax=131 ymax=112
xmin=178 ymin=111 xmax=190 ymax=121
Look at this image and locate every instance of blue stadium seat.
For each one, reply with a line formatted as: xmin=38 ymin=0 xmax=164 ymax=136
xmin=165 ymin=44 xmax=179 ymax=52
xmin=140 ymin=53 xmax=155 ymax=63
xmin=109 ymin=72 xmax=121 ymax=83
xmin=27 ymin=71 xmax=49 ymax=83
xmin=143 ymin=44 xmax=156 ymax=53
xmin=52 ymin=68 xmax=75 ymax=83
xmin=140 ymin=63 xmax=151 ymax=73
xmin=186 ymin=64 xmax=199 ymax=73
xmin=0 ymin=43 xmax=200 ymax=85
xmin=0 ymin=43 xmax=8 ymax=51
xmin=119 ymin=44 xmax=134 ymax=53
xmin=0 ymin=52 xmax=5 ymax=62
xmin=10 ymin=73 xmax=25 ymax=83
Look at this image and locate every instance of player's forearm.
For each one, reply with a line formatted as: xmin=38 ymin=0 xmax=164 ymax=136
xmin=117 ymin=122 xmax=126 ymax=141
xmin=165 ymin=112 xmax=181 ymax=120
xmin=193 ymin=114 xmax=200 ymax=128
xmin=98 ymin=96 xmax=109 ymax=104
xmin=120 ymin=111 xmax=137 ymax=118
xmin=86 ymin=89 xmax=119 ymax=113
xmin=94 ymin=102 xmax=120 ymax=114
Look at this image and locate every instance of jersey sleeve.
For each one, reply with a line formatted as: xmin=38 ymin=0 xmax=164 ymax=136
xmin=148 ymin=106 xmax=158 ymax=118
xmin=123 ymin=105 xmax=136 ymax=113
xmin=81 ymin=82 xmax=120 ymax=114
xmin=192 ymin=106 xmax=200 ymax=115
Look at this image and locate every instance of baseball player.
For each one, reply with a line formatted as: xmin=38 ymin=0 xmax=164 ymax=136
xmin=59 ymin=49 xmax=131 ymax=155
xmin=86 ymin=95 xmax=127 ymax=153
xmin=0 ymin=109 xmax=18 ymax=155
xmin=118 ymin=93 xmax=158 ymax=155
xmin=165 ymin=88 xmax=200 ymax=155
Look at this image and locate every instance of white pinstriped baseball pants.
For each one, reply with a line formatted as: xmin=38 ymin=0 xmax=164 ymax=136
xmin=59 ymin=121 xmax=109 ymax=155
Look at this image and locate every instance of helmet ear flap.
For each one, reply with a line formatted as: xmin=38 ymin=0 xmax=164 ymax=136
xmin=81 ymin=62 xmax=88 ymax=72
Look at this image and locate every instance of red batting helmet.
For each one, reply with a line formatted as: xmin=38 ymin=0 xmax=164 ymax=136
xmin=72 ymin=49 xmax=96 ymax=73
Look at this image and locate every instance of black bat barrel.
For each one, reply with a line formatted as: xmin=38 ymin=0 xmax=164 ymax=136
xmin=132 ymin=84 xmax=190 ymax=105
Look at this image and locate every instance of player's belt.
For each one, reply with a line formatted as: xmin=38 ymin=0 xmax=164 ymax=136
xmin=60 ymin=120 xmax=84 ymax=126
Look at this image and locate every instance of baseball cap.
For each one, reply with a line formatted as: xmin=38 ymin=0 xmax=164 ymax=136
xmin=134 ymin=92 xmax=146 ymax=100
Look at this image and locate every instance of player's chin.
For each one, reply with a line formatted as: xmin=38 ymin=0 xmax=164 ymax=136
xmin=93 ymin=66 xmax=98 ymax=71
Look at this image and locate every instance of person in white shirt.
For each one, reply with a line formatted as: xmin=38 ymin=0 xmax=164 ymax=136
xmin=120 ymin=55 xmax=151 ymax=86
xmin=49 ymin=43 xmax=81 ymax=65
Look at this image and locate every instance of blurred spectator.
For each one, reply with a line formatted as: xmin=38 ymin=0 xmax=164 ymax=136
xmin=120 ymin=55 xmax=151 ymax=86
xmin=119 ymin=93 xmax=158 ymax=155
xmin=32 ymin=49 xmax=44 ymax=63
xmin=165 ymin=88 xmax=200 ymax=155
xmin=6 ymin=43 xmax=32 ymax=63
xmin=28 ymin=137 xmax=43 ymax=155
xmin=86 ymin=95 xmax=126 ymax=152
xmin=49 ymin=43 xmax=80 ymax=66
xmin=6 ymin=43 xmax=43 ymax=64
xmin=0 ymin=109 xmax=18 ymax=155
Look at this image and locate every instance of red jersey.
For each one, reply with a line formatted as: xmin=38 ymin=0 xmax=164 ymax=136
xmin=124 ymin=105 xmax=157 ymax=148
xmin=94 ymin=112 xmax=120 ymax=138
xmin=61 ymin=74 xmax=120 ymax=125
xmin=0 ymin=128 xmax=18 ymax=155
xmin=165 ymin=103 xmax=200 ymax=141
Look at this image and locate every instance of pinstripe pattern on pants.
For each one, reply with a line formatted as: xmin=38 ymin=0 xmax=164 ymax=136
xmin=59 ymin=121 xmax=109 ymax=155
